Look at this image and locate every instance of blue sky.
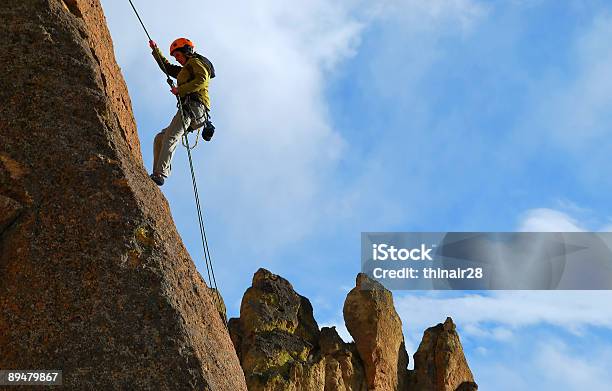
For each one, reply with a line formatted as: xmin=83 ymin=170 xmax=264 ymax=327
xmin=101 ymin=0 xmax=612 ymax=388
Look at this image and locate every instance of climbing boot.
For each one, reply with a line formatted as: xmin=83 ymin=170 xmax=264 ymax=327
xmin=150 ymin=173 xmax=165 ymax=186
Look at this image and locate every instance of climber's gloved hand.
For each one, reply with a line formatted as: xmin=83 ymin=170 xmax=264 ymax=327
xmin=149 ymin=40 xmax=157 ymax=49
xmin=170 ymin=86 xmax=178 ymax=96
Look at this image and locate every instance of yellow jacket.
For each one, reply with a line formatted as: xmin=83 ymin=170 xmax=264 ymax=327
xmin=152 ymin=47 xmax=210 ymax=109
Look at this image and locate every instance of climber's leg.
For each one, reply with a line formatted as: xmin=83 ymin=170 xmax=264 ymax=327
xmin=153 ymin=131 xmax=164 ymax=173
xmin=154 ymin=110 xmax=190 ymax=178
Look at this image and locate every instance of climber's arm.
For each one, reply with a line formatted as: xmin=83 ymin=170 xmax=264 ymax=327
xmin=151 ymin=46 xmax=181 ymax=79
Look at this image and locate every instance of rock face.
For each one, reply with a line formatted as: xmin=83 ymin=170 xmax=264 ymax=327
xmin=231 ymin=270 xmax=477 ymax=391
xmin=0 ymin=1 xmax=246 ymax=389
xmin=409 ymin=318 xmax=477 ymax=391
xmin=319 ymin=327 xmax=367 ymax=391
xmin=344 ymin=274 xmax=409 ymax=391
xmin=228 ymin=268 xmax=329 ymax=390
xmin=229 ymin=269 xmax=369 ymax=391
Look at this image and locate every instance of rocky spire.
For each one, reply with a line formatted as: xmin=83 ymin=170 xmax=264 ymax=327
xmin=0 ymin=1 xmax=246 ymax=389
xmin=228 ymin=268 xmax=329 ymax=390
xmin=409 ymin=318 xmax=477 ymax=391
xmin=230 ymin=269 xmax=478 ymax=391
xmin=343 ymin=273 xmax=410 ymax=391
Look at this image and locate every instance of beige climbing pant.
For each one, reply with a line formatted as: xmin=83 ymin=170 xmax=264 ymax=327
xmin=153 ymin=100 xmax=207 ymax=178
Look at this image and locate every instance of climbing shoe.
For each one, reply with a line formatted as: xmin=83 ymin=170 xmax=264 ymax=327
xmin=150 ymin=173 xmax=165 ymax=186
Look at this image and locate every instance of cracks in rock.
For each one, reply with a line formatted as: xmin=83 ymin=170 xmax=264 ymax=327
xmin=89 ymin=49 xmax=106 ymax=86
xmin=59 ymin=0 xmax=89 ymax=42
xmin=114 ymin=111 xmax=130 ymax=150
xmin=61 ymin=0 xmax=83 ymax=19
xmin=0 ymin=213 xmax=22 ymax=240
xmin=89 ymin=48 xmax=108 ymax=92
xmin=0 ymin=194 xmax=24 ymax=239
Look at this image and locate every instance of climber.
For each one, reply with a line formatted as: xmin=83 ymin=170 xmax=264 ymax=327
xmin=149 ymin=38 xmax=214 ymax=186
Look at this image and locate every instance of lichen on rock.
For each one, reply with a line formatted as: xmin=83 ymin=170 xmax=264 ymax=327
xmin=231 ymin=269 xmax=478 ymax=391
xmin=229 ymin=268 xmax=327 ymax=390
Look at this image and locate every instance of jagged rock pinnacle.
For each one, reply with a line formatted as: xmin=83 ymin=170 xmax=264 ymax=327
xmin=230 ymin=269 xmax=477 ymax=391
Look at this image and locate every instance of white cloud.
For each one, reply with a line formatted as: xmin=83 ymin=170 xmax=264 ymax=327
xmin=534 ymin=339 xmax=612 ymax=390
xmin=474 ymin=335 xmax=612 ymax=391
xmin=463 ymin=323 xmax=514 ymax=341
xmin=363 ymin=0 xmax=487 ymax=100
xmin=395 ymin=290 xmax=612 ymax=346
xmin=517 ymin=204 xmax=612 ymax=233
xmin=509 ymin=14 xmax=612 ymax=187
xmin=551 ymin=15 xmax=612 ymax=148
xmin=517 ymin=208 xmax=586 ymax=232
xmin=476 ymin=362 xmax=531 ymax=391
xmin=390 ymin=0 xmax=488 ymax=33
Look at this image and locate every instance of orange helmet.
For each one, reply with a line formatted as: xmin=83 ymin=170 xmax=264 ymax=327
xmin=170 ymin=38 xmax=194 ymax=56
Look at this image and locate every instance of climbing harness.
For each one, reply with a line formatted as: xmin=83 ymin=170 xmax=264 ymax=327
xmin=180 ymin=97 xmax=214 ymax=150
xmin=127 ymin=0 xmax=222 ymax=311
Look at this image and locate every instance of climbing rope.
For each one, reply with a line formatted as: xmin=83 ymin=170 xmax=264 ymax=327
xmin=127 ymin=0 xmax=152 ymax=41
xmin=181 ymin=127 xmax=201 ymax=150
xmin=127 ymin=0 xmax=223 ymax=311
xmin=128 ymin=0 xmax=173 ymax=90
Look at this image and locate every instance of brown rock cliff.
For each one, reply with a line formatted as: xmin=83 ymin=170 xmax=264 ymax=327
xmin=0 ymin=1 xmax=246 ymax=389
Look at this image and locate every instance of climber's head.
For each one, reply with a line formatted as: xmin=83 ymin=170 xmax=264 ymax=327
xmin=170 ymin=37 xmax=194 ymax=65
